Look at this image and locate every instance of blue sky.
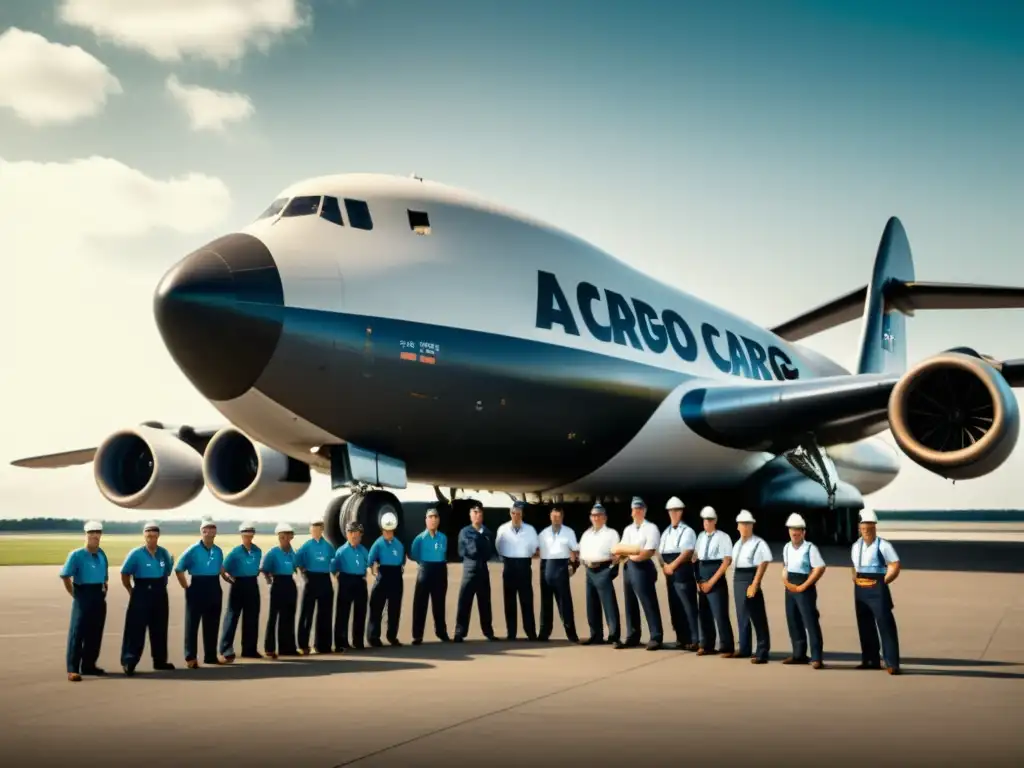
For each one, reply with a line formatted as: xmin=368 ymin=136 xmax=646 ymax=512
xmin=2 ymin=0 xmax=1023 ymax=520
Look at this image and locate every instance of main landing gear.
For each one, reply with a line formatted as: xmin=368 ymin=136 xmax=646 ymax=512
xmin=323 ymin=489 xmax=405 ymax=548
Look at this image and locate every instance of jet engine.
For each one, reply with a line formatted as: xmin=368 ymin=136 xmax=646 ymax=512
xmin=93 ymin=425 xmax=205 ymax=509
xmin=202 ymin=427 xmax=311 ymax=507
xmin=888 ymin=351 xmax=1020 ymax=480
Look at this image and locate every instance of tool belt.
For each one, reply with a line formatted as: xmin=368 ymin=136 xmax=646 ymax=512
xmin=855 ymin=577 xmax=878 ymax=588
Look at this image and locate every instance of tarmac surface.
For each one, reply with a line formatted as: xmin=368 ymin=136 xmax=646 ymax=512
xmin=1 ymin=541 xmax=1022 ymax=767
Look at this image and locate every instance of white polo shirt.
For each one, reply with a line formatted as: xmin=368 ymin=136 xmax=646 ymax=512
xmin=495 ymin=521 xmax=539 ymax=559
xmin=538 ymin=525 xmax=579 ymax=560
xmin=579 ymin=526 xmax=619 ymax=563
xmin=621 ymin=520 xmax=661 ymax=551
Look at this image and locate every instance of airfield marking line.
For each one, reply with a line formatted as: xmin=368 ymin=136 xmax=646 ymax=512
xmin=328 ymin=652 xmax=678 ymax=767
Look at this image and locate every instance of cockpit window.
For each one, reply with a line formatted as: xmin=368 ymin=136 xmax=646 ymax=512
xmin=282 ymin=195 xmax=321 ymax=218
xmin=344 ymin=199 xmax=373 ymax=230
xmin=257 ymin=197 xmax=288 ymax=220
xmin=320 ymin=196 xmax=344 ymax=226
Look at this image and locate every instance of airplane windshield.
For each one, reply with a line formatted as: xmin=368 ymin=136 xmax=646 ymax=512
xmin=257 ymin=198 xmax=288 ymax=220
xmin=282 ymin=195 xmax=321 ymax=217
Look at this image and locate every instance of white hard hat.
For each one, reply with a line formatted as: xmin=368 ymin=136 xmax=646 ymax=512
xmin=700 ymin=506 xmax=717 ymax=520
xmin=143 ymin=521 xmax=160 ymax=533
xmin=200 ymin=518 xmax=217 ymax=531
xmin=736 ymin=510 xmax=756 ymax=524
xmin=310 ymin=518 xmax=324 ymax=527
xmin=785 ymin=513 xmax=806 ymax=529
xmin=859 ymin=509 xmax=878 ymax=523
xmin=239 ymin=521 xmax=256 ymax=533
xmin=84 ymin=520 xmax=103 ymax=533
xmin=665 ymin=496 xmax=685 ymax=510
xmin=380 ymin=512 xmax=398 ymax=531
xmin=274 ymin=522 xmax=294 ymax=534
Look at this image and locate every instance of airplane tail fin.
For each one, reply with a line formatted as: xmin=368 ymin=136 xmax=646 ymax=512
xmin=768 ymin=216 xmax=1024 ymax=376
xmin=856 ymin=217 xmax=914 ymax=375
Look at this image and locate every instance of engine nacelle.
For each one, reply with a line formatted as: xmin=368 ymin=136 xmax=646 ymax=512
xmin=202 ymin=427 xmax=311 ymax=507
xmin=93 ymin=425 xmax=205 ymax=509
xmin=888 ymin=351 xmax=1020 ymax=480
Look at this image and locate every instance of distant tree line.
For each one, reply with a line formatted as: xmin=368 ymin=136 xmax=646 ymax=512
xmin=1 ymin=508 xmax=1022 ymax=535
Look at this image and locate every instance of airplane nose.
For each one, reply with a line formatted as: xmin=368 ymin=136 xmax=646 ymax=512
xmin=154 ymin=233 xmax=284 ymax=402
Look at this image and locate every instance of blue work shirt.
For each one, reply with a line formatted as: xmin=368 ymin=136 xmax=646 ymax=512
xmin=261 ymin=547 xmax=297 ymax=576
xmin=458 ymin=525 xmax=495 ymax=565
xmin=121 ymin=545 xmax=173 ymax=582
xmin=174 ymin=540 xmax=224 ymax=577
xmin=296 ymin=537 xmax=335 ymax=574
xmin=410 ymin=530 xmax=448 ymax=563
xmin=60 ymin=547 xmax=109 ymax=586
xmin=368 ymin=536 xmax=406 ymax=567
xmin=851 ymin=537 xmax=899 ymax=575
xmin=331 ymin=543 xmax=369 ymax=575
xmin=224 ymin=544 xmax=263 ymax=578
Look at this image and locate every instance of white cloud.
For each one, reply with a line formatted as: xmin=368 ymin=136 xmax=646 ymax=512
xmin=0 ymin=156 xmax=233 ymax=257
xmin=165 ymin=75 xmax=254 ymax=132
xmin=0 ymin=27 xmax=122 ymax=126
xmin=58 ymin=0 xmax=309 ymax=66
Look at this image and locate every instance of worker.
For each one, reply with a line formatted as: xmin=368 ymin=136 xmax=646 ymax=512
xmin=174 ymin=518 xmax=225 ymax=668
xmin=409 ymin=507 xmax=450 ymax=644
xmin=693 ymin=507 xmax=736 ymax=656
xmin=120 ymin=522 xmax=175 ymax=675
xmin=60 ymin=521 xmax=109 ymax=682
xmin=367 ymin=512 xmax=406 ymax=647
xmin=616 ymin=497 xmax=663 ymax=650
xmin=331 ymin=520 xmax=369 ymax=651
xmin=781 ymin=513 xmax=826 ymax=669
xmin=537 ymin=505 xmax=580 ymax=643
xmin=578 ymin=503 xmax=622 ymax=646
xmin=260 ymin=522 xmax=299 ymax=658
xmin=657 ymin=496 xmax=699 ymax=651
xmin=218 ymin=521 xmax=263 ymax=662
xmin=296 ymin=519 xmax=335 ymax=655
xmin=454 ymin=502 xmax=498 ymax=642
xmin=732 ymin=510 xmax=772 ymax=664
xmin=495 ymin=500 xmax=539 ymax=641
xmin=852 ymin=509 xmax=902 ymax=674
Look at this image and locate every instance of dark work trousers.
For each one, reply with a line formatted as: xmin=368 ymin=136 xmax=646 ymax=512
xmin=265 ymin=575 xmax=298 ymax=656
xmin=697 ymin=559 xmax=734 ymax=653
xmin=502 ymin=557 xmax=536 ymax=640
xmin=121 ymin=578 xmax=169 ymax=669
xmin=219 ymin=576 xmax=261 ymax=658
xmin=623 ymin=559 xmax=662 ymax=645
xmin=663 ymin=556 xmax=699 ymax=646
xmin=367 ymin=565 xmax=404 ymax=643
xmin=733 ymin=567 xmax=770 ymax=661
xmin=334 ymin=573 xmax=368 ymax=649
xmin=412 ymin=562 xmax=449 ymax=641
xmin=298 ymin=572 xmax=334 ymax=653
xmin=854 ymin=574 xmax=900 ymax=669
xmin=455 ymin=562 xmax=493 ymax=638
xmin=184 ymin=575 xmax=222 ymax=664
xmin=785 ymin=571 xmax=823 ymax=662
xmin=584 ymin=562 xmax=620 ymax=642
xmin=539 ymin=559 xmax=578 ymax=641
xmin=66 ymin=583 xmax=106 ymax=674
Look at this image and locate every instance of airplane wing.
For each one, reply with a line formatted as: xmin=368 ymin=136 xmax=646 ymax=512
xmin=8 ymin=423 xmax=223 ymax=469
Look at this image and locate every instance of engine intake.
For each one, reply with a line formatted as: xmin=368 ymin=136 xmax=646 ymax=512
xmin=203 ymin=428 xmax=311 ymax=507
xmin=93 ymin=425 xmax=204 ymax=509
xmin=888 ymin=352 xmax=1020 ymax=480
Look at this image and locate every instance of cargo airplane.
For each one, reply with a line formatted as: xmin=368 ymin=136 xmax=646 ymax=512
xmin=12 ymin=173 xmax=1024 ymax=545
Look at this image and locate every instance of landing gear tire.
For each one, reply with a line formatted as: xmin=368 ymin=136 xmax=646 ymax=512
xmin=341 ymin=490 xmax=405 ymax=544
xmin=323 ymin=494 xmax=352 ymax=548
